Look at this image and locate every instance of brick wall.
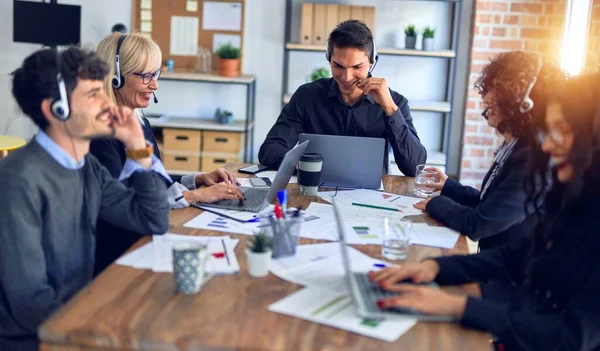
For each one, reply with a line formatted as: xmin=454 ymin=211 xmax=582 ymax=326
xmin=586 ymin=0 xmax=600 ymax=72
xmin=459 ymin=0 xmax=567 ymax=188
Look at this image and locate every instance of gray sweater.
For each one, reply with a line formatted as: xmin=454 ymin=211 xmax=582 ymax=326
xmin=0 ymin=141 xmax=169 ymax=350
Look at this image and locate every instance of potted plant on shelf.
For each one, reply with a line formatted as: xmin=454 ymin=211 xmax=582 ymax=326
xmin=422 ymin=27 xmax=436 ymax=51
xmin=404 ymin=25 xmax=418 ymax=50
xmin=216 ymin=42 xmax=241 ymax=77
xmin=246 ymin=232 xmax=272 ymax=277
xmin=309 ymin=67 xmax=330 ymax=82
xmin=214 ymin=108 xmax=234 ymax=125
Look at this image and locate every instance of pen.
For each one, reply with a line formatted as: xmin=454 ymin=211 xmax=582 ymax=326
xmin=277 ymin=190 xmax=288 ymax=217
xmin=221 ymin=239 xmax=231 ymax=266
xmin=373 ymin=263 xmax=386 ymax=268
xmin=352 ymin=202 xmax=401 ymax=212
xmin=274 ymin=204 xmax=284 ymax=219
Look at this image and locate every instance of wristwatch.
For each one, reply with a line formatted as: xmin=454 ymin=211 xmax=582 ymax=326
xmin=126 ymin=140 xmax=154 ymax=159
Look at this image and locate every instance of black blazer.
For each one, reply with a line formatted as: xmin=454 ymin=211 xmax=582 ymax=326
xmin=433 ymin=182 xmax=600 ymax=351
xmin=89 ymin=116 xmax=163 ymax=275
xmin=426 ymin=139 xmax=537 ymax=250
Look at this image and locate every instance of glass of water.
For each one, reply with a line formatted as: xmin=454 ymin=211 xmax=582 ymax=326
xmin=381 ymin=217 xmax=411 ymax=261
xmin=414 ymin=164 xmax=439 ymax=198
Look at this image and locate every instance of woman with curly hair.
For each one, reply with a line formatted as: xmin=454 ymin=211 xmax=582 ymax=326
xmin=370 ymin=73 xmax=600 ymax=351
xmin=414 ymin=51 xmax=564 ymax=251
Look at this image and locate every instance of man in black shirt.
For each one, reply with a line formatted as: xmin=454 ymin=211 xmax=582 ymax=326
xmin=259 ymin=20 xmax=427 ymax=176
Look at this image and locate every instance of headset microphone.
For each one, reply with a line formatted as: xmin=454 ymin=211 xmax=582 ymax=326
xmin=153 ymin=92 xmax=158 ymax=103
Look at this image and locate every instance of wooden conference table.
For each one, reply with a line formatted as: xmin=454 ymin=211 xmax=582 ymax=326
xmin=39 ymin=164 xmax=491 ymax=351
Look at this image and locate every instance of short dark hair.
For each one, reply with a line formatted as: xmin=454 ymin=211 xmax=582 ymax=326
xmin=11 ymin=46 xmax=108 ymax=130
xmin=327 ymin=20 xmax=374 ymax=63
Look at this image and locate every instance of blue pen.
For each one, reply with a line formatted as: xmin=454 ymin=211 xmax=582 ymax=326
xmin=277 ymin=189 xmax=288 ymax=217
xmin=373 ymin=263 xmax=386 ymax=268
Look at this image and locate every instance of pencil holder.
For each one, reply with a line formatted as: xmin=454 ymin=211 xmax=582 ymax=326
xmin=258 ymin=208 xmax=303 ymax=258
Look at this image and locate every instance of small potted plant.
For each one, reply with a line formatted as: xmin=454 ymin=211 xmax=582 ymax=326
xmin=309 ymin=67 xmax=330 ymax=82
xmin=404 ymin=25 xmax=418 ymax=50
xmin=246 ymin=232 xmax=272 ymax=277
xmin=215 ymin=42 xmax=241 ymax=77
xmin=422 ymin=27 xmax=436 ymax=51
xmin=214 ymin=108 xmax=234 ymax=125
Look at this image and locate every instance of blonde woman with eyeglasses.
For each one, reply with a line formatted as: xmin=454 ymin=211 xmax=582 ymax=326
xmin=90 ymin=33 xmax=243 ymax=274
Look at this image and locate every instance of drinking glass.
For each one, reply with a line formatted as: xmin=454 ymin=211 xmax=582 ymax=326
xmin=414 ymin=164 xmax=439 ymax=198
xmin=381 ymin=217 xmax=411 ymax=260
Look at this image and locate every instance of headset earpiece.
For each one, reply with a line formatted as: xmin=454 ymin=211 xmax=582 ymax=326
xmin=519 ymin=56 xmax=544 ymax=114
xmin=51 ymin=50 xmax=70 ymax=121
xmin=112 ymin=35 xmax=126 ymax=89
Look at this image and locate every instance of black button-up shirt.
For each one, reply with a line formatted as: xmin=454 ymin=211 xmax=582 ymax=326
xmin=258 ymin=78 xmax=427 ymax=176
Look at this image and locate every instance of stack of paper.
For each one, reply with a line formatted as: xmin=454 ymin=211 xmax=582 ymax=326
xmin=410 ymin=224 xmax=460 ymax=249
xmin=116 ymin=233 xmax=240 ymax=274
xmin=184 ymin=211 xmax=258 ymax=235
xmin=319 ymin=189 xmax=423 ymax=216
xmin=183 ymin=209 xmax=340 ymax=241
xmin=269 ymin=243 xmax=386 ymax=294
xmin=268 ymin=287 xmax=417 ymax=342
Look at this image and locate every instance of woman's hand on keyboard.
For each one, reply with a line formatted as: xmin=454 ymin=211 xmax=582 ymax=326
xmin=368 ymin=260 xmax=440 ymax=285
xmin=376 ymin=285 xmax=467 ymax=318
xmin=185 ymin=183 xmax=244 ymax=203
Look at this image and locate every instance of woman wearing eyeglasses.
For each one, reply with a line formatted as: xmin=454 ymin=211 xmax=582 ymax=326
xmin=413 ymin=51 xmax=563 ymax=251
xmin=370 ymin=74 xmax=600 ymax=351
xmin=90 ymin=33 xmax=243 ymax=274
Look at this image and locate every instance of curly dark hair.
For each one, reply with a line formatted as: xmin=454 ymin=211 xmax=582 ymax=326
xmin=475 ymin=51 xmax=563 ymax=138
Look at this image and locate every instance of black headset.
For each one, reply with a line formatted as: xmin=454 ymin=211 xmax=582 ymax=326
xmin=519 ymin=56 xmax=544 ymax=114
xmin=111 ymin=34 xmax=126 ymax=89
xmin=51 ymin=49 xmax=71 ymax=121
xmin=325 ymin=23 xmax=379 ymax=77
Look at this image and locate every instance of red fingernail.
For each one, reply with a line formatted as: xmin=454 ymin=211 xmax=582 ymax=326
xmin=376 ymin=300 xmax=384 ymax=308
xmin=212 ymin=252 xmax=225 ymax=258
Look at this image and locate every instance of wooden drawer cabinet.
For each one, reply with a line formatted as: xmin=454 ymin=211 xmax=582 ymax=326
xmin=164 ymin=129 xmax=201 ymax=152
xmin=163 ymin=154 xmax=201 ymax=172
xmin=203 ymin=131 xmax=241 ymax=153
xmin=201 ymin=153 xmax=240 ymax=171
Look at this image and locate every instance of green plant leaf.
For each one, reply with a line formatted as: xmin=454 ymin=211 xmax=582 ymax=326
xmin=404 ymin=24 xmax=418 ymax=37
xmin=423 ymin=26 xmax=436 ymax=38
xmin=216 ymin=42 xmax=241 ymax=59
xmin=249 ymin=232 xmax=272 ymax=253
xmin=310 ymin=67 xmax=330 ymax=81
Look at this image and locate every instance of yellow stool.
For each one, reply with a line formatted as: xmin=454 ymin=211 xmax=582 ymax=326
xmin=0 ymin=135 xmax=26 ymax=159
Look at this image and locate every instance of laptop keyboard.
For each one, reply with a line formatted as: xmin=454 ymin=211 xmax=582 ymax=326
xmin=240 ymin=187 xmax=267 ymax=209
xmin=353 ymin=273 xmax=422 ymax=315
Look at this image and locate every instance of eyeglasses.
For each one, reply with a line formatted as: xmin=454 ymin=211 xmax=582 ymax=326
xmin=536 ymin=129 xmax=566 ymax=145
xmin=131 ymin=69 xmax=161 ymax=84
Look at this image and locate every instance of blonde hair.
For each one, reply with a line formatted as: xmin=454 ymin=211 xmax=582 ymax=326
xmin=96 ymin=32 xmax=162 ymax=105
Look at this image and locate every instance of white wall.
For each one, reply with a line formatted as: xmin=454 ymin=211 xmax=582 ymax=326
xmin=0 ymin=0 xmax=132 ymax=139
xmin=1 ymin=0 xmax=451 ymax=159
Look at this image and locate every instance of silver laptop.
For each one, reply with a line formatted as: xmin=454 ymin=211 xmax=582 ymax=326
xmin=332 ymin=198 xmax=454 ymax=322
xmin=298 ymin=134 xmax=384 ymax=189
xmin=193 ymin=141 xmax=309 ymax=213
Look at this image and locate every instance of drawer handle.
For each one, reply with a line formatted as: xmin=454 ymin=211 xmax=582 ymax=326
xmin=214 ymin=159 xmax=226 ymax=164
xmin=175 ymin=136 xmax=189 ymax=140
xmin=215 ymin=137 xmax=228 ymax=143
xmin=175 ymin=157 xmax=188 ymax=162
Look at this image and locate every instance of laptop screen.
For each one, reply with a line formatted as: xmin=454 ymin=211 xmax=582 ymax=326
xmin=331 ymin=198 xmax=364 ymax=309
